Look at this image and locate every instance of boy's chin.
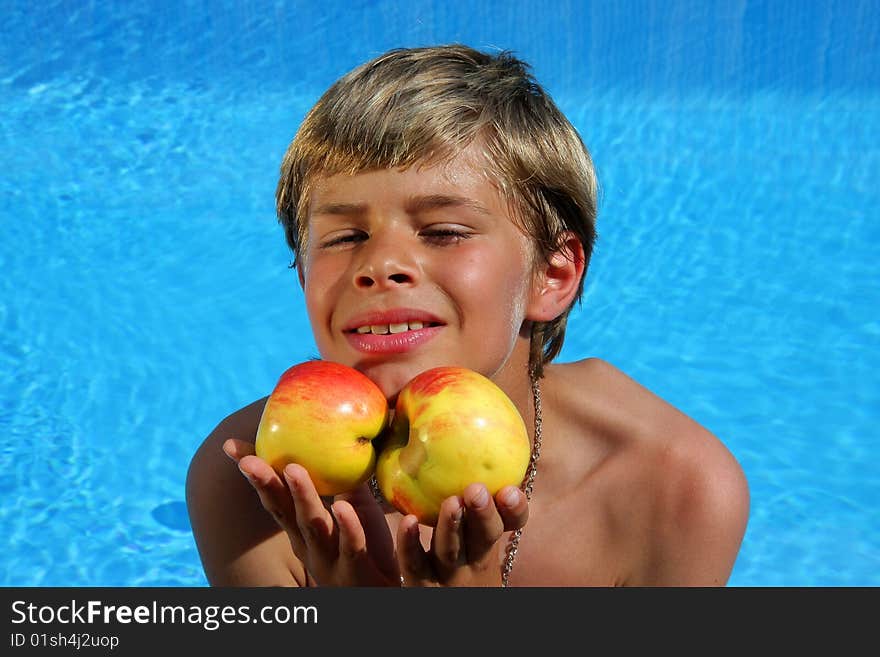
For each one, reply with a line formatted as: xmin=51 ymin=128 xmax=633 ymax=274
xmin=353 ymin=362 xmax=421 ymax=405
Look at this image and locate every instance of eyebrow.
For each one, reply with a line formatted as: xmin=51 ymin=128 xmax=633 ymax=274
xmin=310 ymin=202 xmax=366 ymax=217
xmin=310 ymin=194 xmax=493 ymax=218
xmin=406 ymin=194 xmax=493 ymax=216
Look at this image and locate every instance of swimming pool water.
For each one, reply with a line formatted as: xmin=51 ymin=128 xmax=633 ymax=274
xmin=2 ymin=0 xmax=878 ymax=586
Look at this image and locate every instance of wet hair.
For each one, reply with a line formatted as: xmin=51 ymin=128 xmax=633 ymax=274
xmin=276 ymin=44 xmax=598 ymax=377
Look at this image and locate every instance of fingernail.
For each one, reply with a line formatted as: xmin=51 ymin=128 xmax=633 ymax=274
xmin=472 ymin=487 xmax=490 ymax=510
xmin=499 ymin=487 xmax=520 ymax=508
xmin=284 ymin=465 xmax=299 ymax=490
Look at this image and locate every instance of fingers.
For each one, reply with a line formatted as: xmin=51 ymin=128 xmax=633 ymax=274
xmin=461 ymin=484 xmax=505 ymax=565
xmin=222 ymin=438 xmax=256 ymax=462
xmin=431 ymin=496 xmax=466 ymax=575
xmin=399 ymin=486 xmax=530 ymax=587
xmin=329 ymin=499 xmax=398 ymax=586
xmin=284 ymin=464 xmax=336 ymax=552
xmin=397 ymin=514 xmax=431 ymax=586
xmin=229 ymin=445 xmax=334 ymax=556
xmin=229 ymin=444 xmax=398 ymax=586
xmin=495 ymin=485 xmax=529 ymax=532
xmin=330 ymin=500 xmax=368 ymax=563
xmin=337 ymin=485 xmax=398 ymax=580
xmin=236 ymin=454 xmax=307 ymax=555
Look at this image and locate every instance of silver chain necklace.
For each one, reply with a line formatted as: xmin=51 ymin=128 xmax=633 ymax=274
xmin=501 ymin=373 xmax=542 ymax=587
xmin=367 ymin=375 xmax=542 ymax=588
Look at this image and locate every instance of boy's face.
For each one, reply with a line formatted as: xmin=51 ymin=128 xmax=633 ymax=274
xmin=299 ymin=147 xmax=540 ymax=400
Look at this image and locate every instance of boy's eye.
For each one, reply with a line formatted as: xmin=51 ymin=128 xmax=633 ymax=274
xmin=421 ymin=227 xmax=472 ymax=244
xmin=318 ymin=227 xmax=472 ymax=249
xmin=320 ymin=231 xmax=366 ymax=248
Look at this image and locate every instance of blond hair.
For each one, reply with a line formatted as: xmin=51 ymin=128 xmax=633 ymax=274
xmin=276 ymin=44 xmax=598 ymax=377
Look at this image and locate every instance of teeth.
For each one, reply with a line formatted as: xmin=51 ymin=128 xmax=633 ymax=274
xmin=354 ymin=321 xmax=430 ymax=335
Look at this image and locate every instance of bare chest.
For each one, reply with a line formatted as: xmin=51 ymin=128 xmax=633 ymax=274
xmin=499 ymin=493 xmax=625 ymax=587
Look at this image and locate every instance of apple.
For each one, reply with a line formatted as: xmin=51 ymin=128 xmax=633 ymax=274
xmin=255 ymin=360 xmax=389 ymax=496
xmin=375 ymin=366 xmax=531 ymax=526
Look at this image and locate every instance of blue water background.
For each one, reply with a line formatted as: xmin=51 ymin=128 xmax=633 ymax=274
xmin=2 ymin=0 xmax=878 ymax=586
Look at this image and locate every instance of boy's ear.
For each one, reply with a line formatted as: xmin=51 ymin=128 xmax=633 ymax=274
xmin=297 ymin=263 xmax=305 ymax=288
xmin=527 ymin=232 xmax=585 ymax=322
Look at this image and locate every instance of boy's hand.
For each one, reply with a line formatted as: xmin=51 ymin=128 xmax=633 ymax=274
xmin=396 ymin=483 xmax=529 ymax=587
xmin=223 ymin=439 xmax=400 ymax=587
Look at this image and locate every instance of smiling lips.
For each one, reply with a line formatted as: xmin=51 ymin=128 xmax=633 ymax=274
xmin=344 ymin=311 xmax=444 ymax=354
xmin=355 ymin=320 xmax=428 ymax=335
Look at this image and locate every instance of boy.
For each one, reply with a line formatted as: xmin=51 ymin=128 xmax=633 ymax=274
xmin=186 ymin=45 xmax=749 ymax=586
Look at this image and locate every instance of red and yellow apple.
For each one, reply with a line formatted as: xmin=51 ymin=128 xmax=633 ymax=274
xmin=255 ymin=360 xmax=389 ymax=496
xmin=375 ymin=366 xmax=531 ymax=526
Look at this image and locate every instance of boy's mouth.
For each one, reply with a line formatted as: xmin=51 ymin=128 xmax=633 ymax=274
xmin=351 ymin=320 xmax=442 ymax=335
xmin=343 ymin=309 xmax=445 ymax=334
xmin=343 ymin=310 xmax=445 ymax=354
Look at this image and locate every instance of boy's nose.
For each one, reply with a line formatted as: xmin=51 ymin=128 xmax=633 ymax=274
xmin=353 ymin=239 xmax=419 ymax=290
xmin=355 ymin=269 xmax=414 ymax=288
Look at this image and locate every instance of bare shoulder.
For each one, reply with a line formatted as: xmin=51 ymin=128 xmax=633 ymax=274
xmin=545 ymin=358 xmax=750 ymax=585
xmin=186 ymin=398 xmax=305 ymax=586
